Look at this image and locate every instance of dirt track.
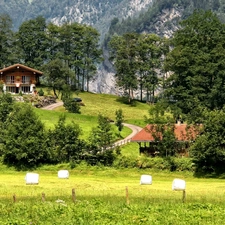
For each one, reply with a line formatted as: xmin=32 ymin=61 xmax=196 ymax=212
xmin=42 ymin=101 xmax=64 ymax=110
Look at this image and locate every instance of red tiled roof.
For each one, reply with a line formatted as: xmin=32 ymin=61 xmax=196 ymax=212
xmin=131 ymin=124 xmax=200 ymax=142
xmin=0 ymin=63 xmax=43 ymax=75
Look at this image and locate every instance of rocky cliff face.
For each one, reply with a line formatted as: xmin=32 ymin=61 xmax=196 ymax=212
xmin=90 ymin=6 xmax=183 ymax=95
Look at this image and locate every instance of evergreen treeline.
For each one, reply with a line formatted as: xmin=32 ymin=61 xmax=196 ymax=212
xmin=0 ymin=15 xmax=102 ymax=93
xmin=109 ymin=9 xmax=225 ymax=175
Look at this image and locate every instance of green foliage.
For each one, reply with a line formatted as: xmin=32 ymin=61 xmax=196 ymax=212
xmin=109 ymin=33 xmax=139 ymax=102
xmin=42 ymin=59 xmax=74 ymax=98
xmin=2 ymin=103 xmax=48 ymax=170
xmin=0 ymin=93 xmax=14 ymax=153
xmin=190 ymin=108 xmax=225 ymax=175
xmin=46 ymin=114 xmax=83 ymax=163
xmin=0 ymin=14 xmax=15 ymax=67
xmin=45 ymin=22 xmax=102 ymax=92
xmin=89 ymin=114 xmax=114 ymax=150
xmin=113 ymin=155 xmax=193 ymax=171
xmin=113 ymin=155 xmax=137 ymax=168
xmin=0 ymin=92 xmax=14 ymax=123
xmin=115 ymin=108 xmax=124 ymax=132
xmin=164 ymin=10 xmax=225 ymax=122
xmin=63 ymin=98 xmax=81 ymax=114
xmin=17 ymin=16 xmax=48 ymax=69
xmin=145 ymin=102 xmax=174 ymax=124
xmin=38 ymin=88 xmax=44 ymax=96
xmin=109 ymin=33 xmax=165 ymax=102
xmin=83 ymin=145 xmax=116 ymax=166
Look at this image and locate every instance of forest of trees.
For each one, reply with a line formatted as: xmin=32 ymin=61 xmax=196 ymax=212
xmin=1 ymin=9 xmax=225 ymax=174
xmin=0 ymin=14 xmax=102 ymax=95
xmin=0 ymin=93 xmax=117 ymax=170
xmin=108 ymin=10 xmax=225 ymax=175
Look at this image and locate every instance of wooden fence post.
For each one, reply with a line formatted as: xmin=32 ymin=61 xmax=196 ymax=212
xmin=42 ymin=192 xmax=45 ymax=202
xmin=72 ymin=188 xmax=76 ymax=203
xmin=182 ymin=190 xmax=186 ymax=203
xmin=13 ymin=194 xmax=16 ymax=203
xmin=126 ymin=186 xmax=130 ymax=205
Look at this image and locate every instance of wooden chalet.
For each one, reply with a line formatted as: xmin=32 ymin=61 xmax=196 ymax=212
xmin=0 ymin=64 xmax=43 ymax=94
xmin=131 ymin=123 xmax=200 ymax=156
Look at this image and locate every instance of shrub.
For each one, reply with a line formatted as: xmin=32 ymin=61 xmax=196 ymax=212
xmin=114 ymin=155 xmax=193 ymax=171
xmin=2 ymin=103 xmax=48 ymax=170
xmin=113 ymin=155 xmax=137 ymax=168
xmin=38 ymin=88 xmax=44 ymax=96
xmin=63 ymin=98 xmax=81 ymax=113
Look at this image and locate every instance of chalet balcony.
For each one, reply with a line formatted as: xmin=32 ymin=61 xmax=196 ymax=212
xmin=6 ymin=81 xmax=31 ymax=85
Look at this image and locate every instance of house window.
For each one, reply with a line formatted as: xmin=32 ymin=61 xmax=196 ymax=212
xmin=22 ymin=76 xmax=30 ymax=84
xmin=21 ymin=86 xmax=30 ymax=93
xmin=6 ymin=86 xmax=16 ymax=93
xmin=6 ymin=76 xmax=14 ymax=84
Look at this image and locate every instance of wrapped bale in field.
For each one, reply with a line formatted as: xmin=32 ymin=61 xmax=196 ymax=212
xmin=58 ymin=170 xmax=69 ymax=179
xmin=172 ymin=178 xmax=186 ymax=191
xmin=140 ymin=175 xmax=152 ymax=185
xmin=25 ymin=173 xmax=39 ymax=185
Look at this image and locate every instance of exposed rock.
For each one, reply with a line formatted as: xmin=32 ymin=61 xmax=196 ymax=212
xmin=14 ymin=95 xmax=57 ymax=108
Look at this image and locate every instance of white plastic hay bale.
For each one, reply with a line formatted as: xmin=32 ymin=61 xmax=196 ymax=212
xmin=25 ymin=172 xmax=39 ymax=185
xmin=140 ymin=175 xmax=152 ymax=185
xmin=58 ymin=170 xmax=69 ymax=179
xmin=172 ymin=178 xmax=186 ymax=191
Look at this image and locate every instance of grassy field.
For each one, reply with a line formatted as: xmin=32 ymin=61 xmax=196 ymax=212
xmin=0 ymin=165 xmax=225 ymax=224
xmin=1 ymin=91 xmax=224 ymax=224
xmin=36 ymin=91 xmax=150 ymax=126
xmin=34 ymin=91 xmax=150 ymax=139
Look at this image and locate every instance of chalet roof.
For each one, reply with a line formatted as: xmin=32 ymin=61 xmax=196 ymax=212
xmin=0 ymin=63 xmax=43 ymax=75
xmin=131 ymin=124 xmax=200 ymax=142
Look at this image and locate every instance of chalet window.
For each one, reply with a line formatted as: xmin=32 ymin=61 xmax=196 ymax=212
xmin=21 ymin=86 xmax=30 ymax=93
xmin=6 ymin=86 xmax=16 ymax=93
xmin=6 ymin=76 xmax=14 ymax=84
xmin=22 ymin=76 xmax=30 ymax=84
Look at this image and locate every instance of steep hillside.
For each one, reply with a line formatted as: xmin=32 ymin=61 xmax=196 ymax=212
xmin=106 ymin=0 xmax=224 ymax=39
xmin=0 ymin=0 xmax=153 ymax=40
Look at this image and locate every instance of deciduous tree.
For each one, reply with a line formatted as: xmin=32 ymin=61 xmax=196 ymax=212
xmin=17 ymin=16 xmax=49 ymax=69
xmin=164 ymin=10 xmax=225 ymax=121
xmin=89 ymin=114 xmax=114 ymax=150
xmin=190 ymin=108 xmax=225 ymax=175
xmin=2 ymin=103 xmax=48 ymax=170
xmin=115 ymin=108 xmax=124 ymax=133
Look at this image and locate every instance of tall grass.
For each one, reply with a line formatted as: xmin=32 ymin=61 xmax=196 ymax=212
xmin=0 ymin=167 xmax=225 ymax=224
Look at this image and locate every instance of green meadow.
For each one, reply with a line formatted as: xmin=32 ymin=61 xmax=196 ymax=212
xmin=34 ymin=92 xmax=149 ymax=139
xmin=0 ymin=165 xmax=225 ymax=224
xmin=0 ymin=92 xmax=225 ymax=224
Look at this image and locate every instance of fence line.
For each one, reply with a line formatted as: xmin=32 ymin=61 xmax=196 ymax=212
xmin=104 ymin=138 xmax=131 ymax=150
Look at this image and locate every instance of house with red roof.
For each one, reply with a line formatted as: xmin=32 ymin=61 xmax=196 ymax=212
xmin=131 ymin=123 xmax=201 ymax=156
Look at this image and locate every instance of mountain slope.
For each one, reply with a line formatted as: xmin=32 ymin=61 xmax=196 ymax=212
xmin=1 ymin=0 xmax=153 ymax=40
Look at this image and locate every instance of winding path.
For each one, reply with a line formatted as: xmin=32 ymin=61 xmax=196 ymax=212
xmin=42 ymin=101 xmax=64 ymax=110
xmin=113 ymin=123 xmax=142 ymax=147
xmin=41 ymin=101 xmax=142 ymax=145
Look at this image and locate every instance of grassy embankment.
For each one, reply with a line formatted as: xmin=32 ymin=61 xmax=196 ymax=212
xmin=34 ymin=91 xmax=150 ymax=140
